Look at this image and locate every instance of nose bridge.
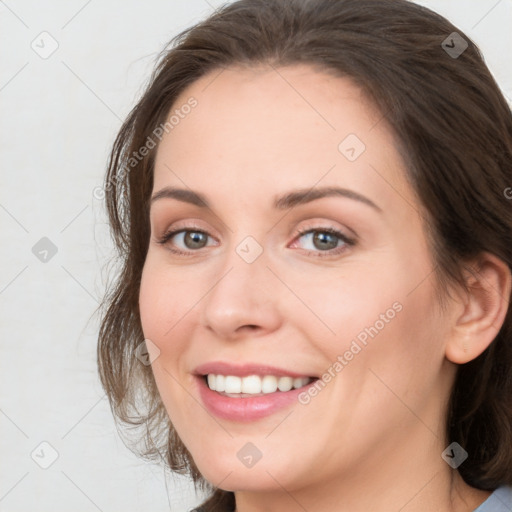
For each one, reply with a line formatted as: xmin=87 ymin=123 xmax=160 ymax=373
xmin=211 ymin=233 xmax=268 ymax=308
xmin=217 ymin=232 xmax=269 ymax=290
xmin=200 ymin=233 xmax=280 ymax=336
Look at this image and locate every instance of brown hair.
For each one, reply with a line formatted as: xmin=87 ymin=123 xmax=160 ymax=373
xmin=97 ymin=0 xmax=512 ymax=508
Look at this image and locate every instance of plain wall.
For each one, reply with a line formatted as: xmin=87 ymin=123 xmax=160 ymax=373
xmin=1 ymin=1 xmax=511 ymax=511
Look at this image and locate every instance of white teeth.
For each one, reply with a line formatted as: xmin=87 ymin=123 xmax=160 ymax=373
xmin=224 ymin=375 xmax=242 ymax=394
xmin=216 ymin=374 xmax=225 ymax=392
xmin=241 ymin=375 xmax=261 ymax=394
xmin=207 ymin=374 xmax=216 ymax=391
xmin=205 ymin=374 xmax=313 ymax=395
xmin=277 ymin=376 xmax=293 ymax=392
xmin=293 ymin=377 xmax=305 ymax=389
xmin=261 ymin=375 xmax=278 ymax=393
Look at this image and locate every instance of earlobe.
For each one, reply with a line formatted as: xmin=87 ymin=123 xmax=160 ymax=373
xmin=445 ymin=253 xmax=511 ymax=365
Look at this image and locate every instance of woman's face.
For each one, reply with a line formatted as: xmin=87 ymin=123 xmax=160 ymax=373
xmin=139 ymin=65 xmax=458 ymax=496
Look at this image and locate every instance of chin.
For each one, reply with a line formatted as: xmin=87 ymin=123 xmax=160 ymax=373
xmin=199 ymin=464 xmax=284 ymax=493
xmin=188 ymin=442 xmax=303 ymax=493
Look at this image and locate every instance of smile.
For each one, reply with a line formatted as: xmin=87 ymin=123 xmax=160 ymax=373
xmin=206 ymin=374 xmax=314 ymax=396
xmin=195 ymin=375 xmax=319 ymax=421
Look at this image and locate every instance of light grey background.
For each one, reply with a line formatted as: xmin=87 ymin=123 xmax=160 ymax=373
xmin=1 ymin=1 xmax=511 ymax=511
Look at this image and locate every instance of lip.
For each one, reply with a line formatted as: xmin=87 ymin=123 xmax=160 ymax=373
xmin=194 ymin=361 xmax=316 ymax=379
xmin=195 ymin=374 xmax=318 ymax=422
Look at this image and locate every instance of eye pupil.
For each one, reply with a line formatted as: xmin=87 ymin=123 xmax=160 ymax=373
xmin=185 ymin=231 xmax=207 ymax=249
xmin=313 ymin=231 xmax=338 ymax=250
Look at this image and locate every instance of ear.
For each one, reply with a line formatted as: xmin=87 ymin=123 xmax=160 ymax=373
xmin=445 ymin=252 xmax=511 ymax=364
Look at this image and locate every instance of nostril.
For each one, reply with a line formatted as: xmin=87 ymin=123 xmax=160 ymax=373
xmin=238 ymin=324 xmax=259 ymax=332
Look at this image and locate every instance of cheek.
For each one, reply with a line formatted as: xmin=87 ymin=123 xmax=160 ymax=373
xmin=297 ymin=250 xmax=444 ymax=377
xmin=284 ymin=258 xmax=405 ymax=351
xmin=138 ymin=257 xmax=212 ymax=417
xmin=139 ymin=258 xmax=198 ymax=347
xmin=138 ymin=260 xmax=199 ymax=419
xmin=332 ymin=260 xmax=447 ymax=406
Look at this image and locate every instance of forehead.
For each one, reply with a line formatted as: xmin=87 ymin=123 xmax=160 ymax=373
xmin=153 ymin=64 xmax=417 ymax=215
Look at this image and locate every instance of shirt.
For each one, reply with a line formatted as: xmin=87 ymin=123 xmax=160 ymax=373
xmin=473 ymin=486 xmax=512 ymax=511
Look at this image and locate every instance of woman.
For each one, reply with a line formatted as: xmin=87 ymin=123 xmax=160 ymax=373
xmin=97 ymin=0 xmax=512 ymax=510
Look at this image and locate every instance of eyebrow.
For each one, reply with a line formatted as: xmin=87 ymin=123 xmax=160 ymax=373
xmin=150 ymin=186 xmax=381 ymax=212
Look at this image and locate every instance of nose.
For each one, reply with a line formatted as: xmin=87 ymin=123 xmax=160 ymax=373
xmin=200 ymin=243 xmax=282 ymax=340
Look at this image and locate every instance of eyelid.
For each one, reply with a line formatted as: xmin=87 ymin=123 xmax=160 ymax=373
xmin=289 ymin=220 xmax=355 ymax=242
xmin=157 ymin=219 xmax=217 ymax=239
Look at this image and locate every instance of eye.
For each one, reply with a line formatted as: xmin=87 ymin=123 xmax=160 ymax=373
xmin=156 ymin=224 xmax=356 ymax=258
xmin=156 ymin=228 xmax=217 ymax=255
xmin=290 ymin=227 xmax=355 ymax=257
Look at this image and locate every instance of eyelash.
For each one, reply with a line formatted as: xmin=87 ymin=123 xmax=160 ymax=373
xmin=156 ymin=225 xmax=356 ymax=258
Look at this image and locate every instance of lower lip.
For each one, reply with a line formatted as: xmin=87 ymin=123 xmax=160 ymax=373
xmin=195 ymin=376 xmax=316 ymax=422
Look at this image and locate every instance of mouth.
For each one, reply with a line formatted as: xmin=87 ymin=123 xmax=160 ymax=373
xmin=193 ymin=361 xmax=320 ymax=421
xmin=193 ymin=363 xmax=320 ymax=421
xmin=203 ymin=373 xmax=317 ymax=397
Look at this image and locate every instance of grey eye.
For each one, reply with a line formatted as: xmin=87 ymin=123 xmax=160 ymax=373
xmin=181 ymin=231 xmax=209 ymax=249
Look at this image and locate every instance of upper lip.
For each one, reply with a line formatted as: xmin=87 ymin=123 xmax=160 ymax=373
xmin=194 ymin=361 xmax=317 ymax=379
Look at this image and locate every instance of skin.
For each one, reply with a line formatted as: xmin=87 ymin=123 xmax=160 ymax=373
xmin=138 ymin=65 xmax=511 ymax=511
